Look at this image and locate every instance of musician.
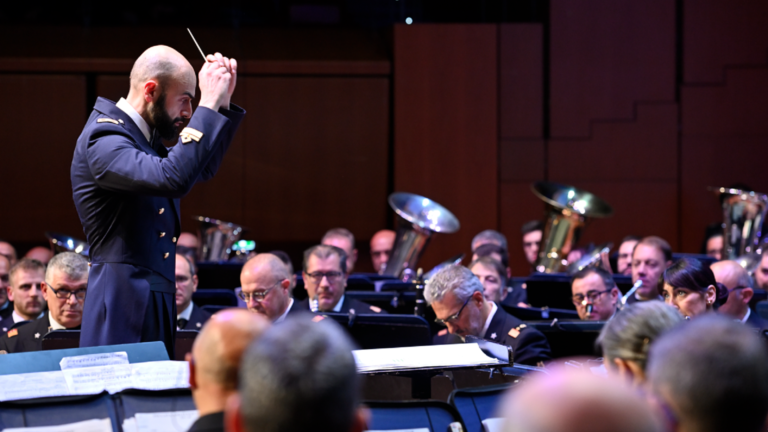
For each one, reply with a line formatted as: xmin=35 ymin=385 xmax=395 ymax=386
xmin=0 ymin=255 xmax=11 ymax=320
xmin=321 ymin=228 xmax=358 ymax=274
xmin=0 ymin=241 xmax=17 ymax=266
xmin=428 ymin=265 xmax=550 ymax=366
xmin=0 ymin=253 xmax=87 ymax=354
xmin=470 ymin=229 xmax=508 ymax=252
xmin=469 ymin=256 xmax=508 ymax=303
xmin=369 ymin=229 xmax=395 ymax=273
xmin=269 ymin=250 xmax=297 ymax=292
xmin=661 ymin=257 xmax=728 ymax=319
xmin=570 ymin=268 xmax=620 ymax=321
xmin=175 ymin=255 xmax=211 ymax=330
xmin=176 ymin=232 xmax=200 ymax=264
xmin=704 ymin=232 xmax=723 ymax=261
xmin=710 ymin=260 xmax=766 ymax=329
xmin=24 ymin=247 xmax=53 ymax=265
xmin=0 ymin=259 xmax=45 ymax=332
xmin=240 ymin=253 xmax=299 ymax=322
xmin=71 ymin=45 xmax=244 ymax=359
xmin=598 ymin=301 xmax=682 ymax=388
xmin=753 ymin=249 xmax=768 ymax=290
xmin=616 ymin=235 xmax=640 ymax=275
xmin=627 ymin=236 xmax=673 ymax=304
xmin=521 ymin=221 xmax=543 ymax=271
xmin=471 ymin=244 xmax=528 ymax=306
xmin=294 ymin=245 xmax=385 ymax=314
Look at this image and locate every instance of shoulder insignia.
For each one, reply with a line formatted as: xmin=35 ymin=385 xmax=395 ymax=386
xmin=180 ymin=127 xmax=204 ymax=144
xmin=97 ymin=118 xmax=119 ymax=125
xmin=369 ymin=305 xmax=382 ymax=313
xmin=438 ymin=329 xmax=448 ymax=336
xmin=509 ymin=324 xmax=527 ymax=339
xmin=7 ymin=329 xmax=18 ymax=338
xmin=196 ymin=322 xmax=202 ymax=328
xmin=312 ymin=315 xmax=325 ymax=322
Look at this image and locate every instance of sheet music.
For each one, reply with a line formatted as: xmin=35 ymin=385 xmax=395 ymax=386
xmin=0 ymin=371 xmax=71 ymax=401
xmin=2 ymin=418 xmax=113 ymax=432
xmin=134 ymin=410 xmax=198 ymax=432
xmin=130 ymin=361 xmax=189 ymax=391
xmin=353 ymin=343 xmax=501 ymax=373
xmin=60 ymin=352 xmax=129 ymax=370
xmin=62 ymin=364 xmax=133 ymax=395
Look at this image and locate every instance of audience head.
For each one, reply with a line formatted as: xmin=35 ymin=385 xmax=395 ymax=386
xmin=303 ymin=245 xmax=348 ymax=312
xmin=0 ymin=255 xmax=9 ymax=308
xmin=471 ymin=229 xmax=508 ymax=252
xmin=521 ymin=221 xmax=543 ymax=266
xmin=369 ymin=229 xmax=396 ymax=274
xmin=425 ymin=264 xmax=488 ymax=339
xmin=227 ymin=316 xmax=365 ymax=432
xmin=648 ymin=314 xmax=768 ymax=432
xmin=631 ymin=236 xmax=673 ymax=300
xmin=189 ymin=309 xmax=271 ymax=416
xmin=177 ymin=232 xmax=199 ymax=249
xmin=42 ymin=252 xmax=89 ymax=328
xmin=8 ymin=258 xmax=45 ymax=321
xmin=500 ymin=366 xmax=663 ymax=432
xmin=175 ymin=254 xmax=198 ymax=313
xmin=24 ymin=246 xmax=53 ymax=265
xmin=321 ymin=228 xmax=357 ymax=274
xmin=662 ymin=258 xmax=728 ymax=319
xmin=268 ymin=250 xmax=297 ymax=291
xmin=570 ymin=267 xmax=619 ymax=321
xmin=0 ymin=241 xmax=18 ymax=266
xmin=754 ymin=249 xmax=768 ymax=290
xmin=598 ymin=301 xmax=683 ymax=387
xmin=240 ymin=254 xmax=292 ymax=321
xmin=710 ymin=260 xmax=753 ymax=320
xmin=617 ymin=235 xmax=641 ymax=275
xmin=468 ymin=257 xmax=508 ymax=303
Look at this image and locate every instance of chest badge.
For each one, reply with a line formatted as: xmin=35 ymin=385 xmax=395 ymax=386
xmin=34 ymin=333 xmax=40 ymax=339
xmin=490 ymin=332 xmax=497 ymax=340
xmin=180 ymin=127 xmax=204 ymax=144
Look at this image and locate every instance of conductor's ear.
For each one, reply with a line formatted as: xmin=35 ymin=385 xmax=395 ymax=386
xmin=224 ymin=394 xmax=244 ymax=432
xmin=143 ymin=80 xmax=159 ymax=103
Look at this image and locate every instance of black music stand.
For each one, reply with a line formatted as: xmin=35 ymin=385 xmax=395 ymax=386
xmin=192 ymin=289 xmax=238 ymax=307
xmin=500 ymin=304 xmax=579 ymax=320
xmin=523 ymin=320 xmax=606 ymax=358
xmin=196 ymin=262 xmax=243 ymax=289
xmin=318 ymin=312 xmax=432 ymax=349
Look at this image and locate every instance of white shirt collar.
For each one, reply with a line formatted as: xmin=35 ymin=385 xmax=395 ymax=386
xmin=49 ymin=313 xmax=67 ymax=331
xmin=332 ymin=294 xmax=346 ymax=313
xmin=0 ymin=300 xmax=9 ymax=311
xmin=275 ymin=298 xmax=294 ymax=323
xmin=116 ymin=97 xmax=152 ymax=142
xmin=13 ymin=310 xmax=43 ymax=324
xmin=178 ymin=302 xmax=194 ymax=322
xmin=481 ymin=302 xmax=498 ymax=337
xmin=741 ymin=308 xmax=751 ymax=324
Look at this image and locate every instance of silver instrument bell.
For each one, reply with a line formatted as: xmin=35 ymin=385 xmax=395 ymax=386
xmin=567 ymin=242 xmax=612 ymax=275
xmin=383 ymin=193 xmax=460 ymax=280
xmin=532 ymin=182 xmax=613 ymax=273
xmin=46 ymin=232 xmax=90 ymax=257
xmin=195 ymin=216 xmax=244 ymax=263
xmin=714 ymin=187 xmax=768 ymax=260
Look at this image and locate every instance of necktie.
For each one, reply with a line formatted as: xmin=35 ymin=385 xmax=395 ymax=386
xmin=178 ymin=319 xmax=188 ymax=329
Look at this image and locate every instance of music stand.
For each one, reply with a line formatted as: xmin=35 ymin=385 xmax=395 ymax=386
xmin=318 ymin=313 xmax=432 ymax=349
xmin=523 ymin=320 xmax=606 ymax=358
xmin=500 ymin=304 xmax=579 ymax=321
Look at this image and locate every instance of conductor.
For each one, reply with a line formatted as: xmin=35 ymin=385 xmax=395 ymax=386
xmin=71 ymin=45 xmax=244 ymax=358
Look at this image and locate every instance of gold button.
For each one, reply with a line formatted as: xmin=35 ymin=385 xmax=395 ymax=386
xmin=172 ymin=237 xmax=177 ymax=243
xmin=159 ymin=232 xmax=166 ymax=238
xmin=159 ymin=208 xmax=165 ymax=214
xmin=163 ymin=252 xmax=169 ymax=259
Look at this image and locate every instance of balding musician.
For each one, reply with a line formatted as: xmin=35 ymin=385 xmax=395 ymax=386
xmin=239 ymin=254 xmax=301 ymax=323
xmin=24 ymin=247 xmax=53 ymax=265
xmin=369 ymin=229 xmax=395 ymax=274
xmin=187 ymin=309 xmax=270 ymax=432
xmin=711 ymin=260 xmax=766 ymax=330
xmin=71 ymin=45 xmax=244 ymax=359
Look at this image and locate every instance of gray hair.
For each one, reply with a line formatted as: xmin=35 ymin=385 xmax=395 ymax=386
xmin=471 ymin=229 xmax=508 ymax=251
xmin=303 ymin=244 xmax=348 ymax=274
xmin=598 ymin=301 xmax=682 ymax=371
xmin=45 ymin=252 xmax=89 ymax=282
xmin=321 ymin=228 xmax=355 ymax=249
xmin=572 ymin=267 xmax=616 ymax=291
xmin=239 ymin=316 xmax=359 ymax=432
xmin=647 ymin=314 xmax=768 ymax=432
xmin=425 ymin=264 xmax=483 ymax=305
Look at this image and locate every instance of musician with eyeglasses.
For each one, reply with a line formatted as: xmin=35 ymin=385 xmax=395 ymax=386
xmin=570 ymin=267 xmax=620 ymax=321
xmin=711 ymin=260 xmax=767 ymax=329
xmin=239 ymin=253 xmax=301 ymax=323
xmin=294 ymin=245 xmax=385 ymax=314
xmin=428 ymin=264 xmax=550 ymax=366
xmin=175 ymin=254 xmax=211 ymax=330
xmin=0 ymin=253 xmax=88 ymax=354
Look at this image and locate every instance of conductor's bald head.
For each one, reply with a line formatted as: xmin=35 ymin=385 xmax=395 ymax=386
xmin=126 ymin=45 xmax=196 ymax=140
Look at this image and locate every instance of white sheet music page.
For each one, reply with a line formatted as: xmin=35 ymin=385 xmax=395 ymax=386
xmin=353 ymin=343 xmax=501 ymax=373
xmin=62 ymin=364 xmax=133 ymax=395
xmin=0 ymin=371 xmax=71 ymax=402
xmin=130 ymin=361 xmax=189 ymax=391
xmin=2 ymin=418 xmax=113 ymax=432
xmin=59 ymin=351 xmax=129 ymax=370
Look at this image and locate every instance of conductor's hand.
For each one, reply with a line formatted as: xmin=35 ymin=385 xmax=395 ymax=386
xmin=198 ymin=53 xmax=237 ymax=111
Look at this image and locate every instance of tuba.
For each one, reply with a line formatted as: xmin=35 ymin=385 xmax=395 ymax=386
xmin=531 ymin=182 xmax=613 ymax=273
xmin=714 ymin=187 xmax=768 ymax=261
xmin=46 ymin=232 xmax=89 ymax=257
xmin=195 ymin=216 xmax=244 ymax=263
xmin=383 ymin=192 xmax=460 ymax=281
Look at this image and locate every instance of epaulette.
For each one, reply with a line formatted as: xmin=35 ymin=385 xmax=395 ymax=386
xmin=180 ymin=127 xmax=203 ymax=144
xmin=312 ymin=315 xmax=325 ymax=323
xmin=508 ymin=323 xmax=527 ymax=339
xmin=437 ymin=329 xmax=448 ymax=336
xmin=6 ymin=328 xmax=18 ymax=338
xmin=96 ymin=117 xmax=123 ymax=125
xmin=369 ymin=305 xmax=382 ymax=313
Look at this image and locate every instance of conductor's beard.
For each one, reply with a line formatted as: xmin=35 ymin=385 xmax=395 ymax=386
xmin=148 ymin=91 xmax=185 ymax=141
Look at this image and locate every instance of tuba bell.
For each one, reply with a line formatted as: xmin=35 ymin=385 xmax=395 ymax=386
xmin=46 ymin=232 xmax=90 ymax=257
xmin=714 ymin=187 xmax=768 ymax=260
xmin=382 ymin=192 xmax=460 ymax=281
xmin=531 ymin=182 xmax=613 ymax=273
xmin=195 ymin=216 xmax=244 ymax=263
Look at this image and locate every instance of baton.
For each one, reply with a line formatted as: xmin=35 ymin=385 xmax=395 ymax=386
xmin=187 ymin=28 xmax=208 ymax=62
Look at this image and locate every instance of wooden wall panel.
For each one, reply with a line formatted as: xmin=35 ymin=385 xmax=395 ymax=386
xmin=393 ymin=24 xmax=498 ymax=270
xmin=0 ymin=75 xmax=86 ymax=243
xmin=500 ymin=183 xmax=549 ymax=275
xmin=550 ymin=0 xmax=676 ymax=138
xmin=500 ymin=24 xmax=543 ymax=140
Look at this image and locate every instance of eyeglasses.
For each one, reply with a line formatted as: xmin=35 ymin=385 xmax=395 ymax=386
xmin=238 ymin=280 xmax=283 ymax=302
xmin=48 ymin=285 xmax=87 ymax=300
xmin=434 ymin=295 xmax=472 ymax=326
xmin=571 ymin=289 xmax=612 ymax=305
xmin=305 ymin=271 xmax=344 ymax=284
xmin=727 ymin=285 xmax=749 ymax=294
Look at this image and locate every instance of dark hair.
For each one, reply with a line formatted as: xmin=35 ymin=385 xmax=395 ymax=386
xmin=521 ymin=220 xmax=543 ymax=236
xmin=303 ymin=244 xmax=348 ymax=274
xmin=468 ymin=256 xmax=508 ymax=288
xmin=662 ymin=258 xmax=728 ymax=308
xmin=700 ymin=223 xmax=724 ymax=254
xmin=571 ymin=267 xmax=616 ymax=291
xmin=473 ymin=243 xmax=509 ymax=268
xmin=621 ymin=235 xmax=641 ymax=245
xmin=634 ymin=236 xmax=673 ymax=262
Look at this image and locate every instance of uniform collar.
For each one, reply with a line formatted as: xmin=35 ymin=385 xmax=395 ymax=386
xmin=0 ymin=300 xmax=8 ymax=311
xmin=178 ymin=302 xmax=194 ymax=321
xmin=275 ymin=298 xmax=294 ymax=323
xmin=741 ymin=308 xmax=751 ymax=324
xmin=48 ymin=312 xmax=67 ymax=331
xmin=116 ymin=97 xmax=152 ymax=142
xmin=13 ymin=310 xmax=43 ymax=323
xmin=481 ymin=302 xmax=498 ymax=337
xmin=332 ymin=294 xmax=346 ymax=313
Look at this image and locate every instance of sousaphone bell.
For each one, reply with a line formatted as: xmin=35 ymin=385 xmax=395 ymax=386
xmin=195 ymin=216 xmax=244 ymax=263
xmin=46 ymin=232 xmax=90 ymax=257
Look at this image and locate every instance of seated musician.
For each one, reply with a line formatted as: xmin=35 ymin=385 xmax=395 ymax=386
xmin=626 ymin=236 xmax=673 ymax=305
xmin=753 ymin=249 xmax=768 ymax=290
xmin=711 ymin=260 xmax=767 ymax=330
xmin=293 ymin=245 xmax=385 ymax=314
xmin=469 ymin=256 xmax=509 ymax=303
xmin=570 ymin=267 xmax=620 ymax=321
xmin=427 ymin=265 xmax=550 ymax=366
xmin=0 ymin=240 xmax=17 ymax=266
xmin=0 ymin=258 xmax=45 ymax=332
xmin=0 ymin=255 xmax=11 ymax=321
xmin=598 ymin=301 xmax=682 ymax=388
xmin=240 ymin=253 xmax=300 ymax=322
xmin=703 ymin=230 xmax=723 ymax=261
xmin=661 ymin=257 xmax=728 ymax=320
xmin=520 ymin=221 xmax=543 ymax=272
xmin=472 ymin=244 xmax=528 ymax=307
xmin=616 ymin=235 xmax=640 ymax=275
xmin=0 ymin=253 xmax=87 ymax=354
xmin=471 ymin=229 xmax=508 ymax=252
xmin=175 ymin=255 xmax=211 ymax=330
xmin=369 ymin=229 xmax=395 ymax=274
xmin=24 ymin=247 xmax=53 ymax=265
xmin=321 ymin=228 xmax=357 ymax=274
